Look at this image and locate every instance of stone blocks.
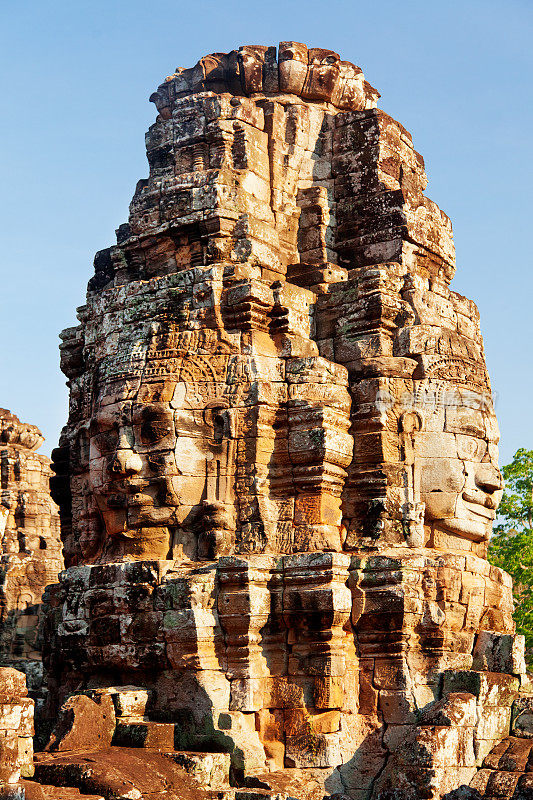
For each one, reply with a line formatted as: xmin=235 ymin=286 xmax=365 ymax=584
xmin=0 ymin=668 xmax=34 ymax=790
xmin=30 ymin=40 xmax=522 ymax=800
xmin=0 ymin=411 xmax=62 ymax=692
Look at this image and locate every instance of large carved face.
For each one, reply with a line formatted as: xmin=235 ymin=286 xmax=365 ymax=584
xmin=333 ymin=61 xmax=365 ymax=111
xmin=414 ymin=388 xmax=503 ymax=542
xmin=88 ymin=370 xmax=235 ymax=561
xmin=278 ymin=41 xmax=308 ymax=94
xmin=238 ymin=46 xmax=268 ymax=94
xmin=302 ymin=48 xmax=341 ymax=102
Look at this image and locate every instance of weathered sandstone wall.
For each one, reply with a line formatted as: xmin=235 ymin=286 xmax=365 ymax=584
xmin=40 ymin=44 xmax=525 ymax=799
xmin=0 ymin=410 xmax=62 ymax=694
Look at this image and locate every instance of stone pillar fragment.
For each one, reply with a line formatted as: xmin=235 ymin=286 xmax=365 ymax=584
xmin=0 ymin=668 xmax=34 ymax=793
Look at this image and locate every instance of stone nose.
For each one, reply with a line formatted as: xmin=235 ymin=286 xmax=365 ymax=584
xmin=110 ymin=449 xmax=143 ymax=476
xmin=475 ymin=464 xmax=503 ymax=494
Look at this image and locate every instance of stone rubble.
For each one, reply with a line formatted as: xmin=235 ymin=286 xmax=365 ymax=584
xmin=0 ymin=42 xmax=527 ymax=800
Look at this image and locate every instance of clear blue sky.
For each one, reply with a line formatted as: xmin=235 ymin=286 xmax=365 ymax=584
xmin=0 ymin=0 xmax=531 ymax=465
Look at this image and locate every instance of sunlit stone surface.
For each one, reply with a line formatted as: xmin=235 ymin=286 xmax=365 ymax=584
xmin=34 ymin=44 xmax=529 ymax=799
xmin=0 ymin=410 xmax=62 ymax=694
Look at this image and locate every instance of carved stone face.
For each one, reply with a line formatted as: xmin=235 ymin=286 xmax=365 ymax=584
xmin=333 ymin=61 xmax=365 ymax=110
xmin=302 ymin=48 xmax=341 ymax=101
xmin=238 ymin=46 xmax=267 ymax=94
xmin=416 ymin=391 xmax=503 ymax=542
xmin=88 ymin=375 xmax=234 ymax=561
xmin=278 ymin=41 xmax=308 ymax=94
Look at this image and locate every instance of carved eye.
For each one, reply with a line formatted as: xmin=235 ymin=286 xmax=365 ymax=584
xmin=91 ymin=427 xmax=119 ymax=455
xmin=280 ymin=48 xmax=296 ymax=60
xmin=139 ymin=408 xmax=173 ymax=445
xmin=456 ymin=435 xmax=486 ymax=462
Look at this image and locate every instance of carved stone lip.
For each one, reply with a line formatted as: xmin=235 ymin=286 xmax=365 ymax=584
xmin=462 ymin=494 xmax=497 ymax=519
xmin=126 ymin=492 xmax=156 ymax=506
xmin=104 ymin=491 xmax=158 ymax=510
xmin=102 ymin=478 xmax=159 ymax=495
xmin=128 ymin=505 xmax=176 ymax=525
xmin=438 ymin=515 xmax=490 ymax=542
xmin=120 ymin=522 xmax=172 ymax=536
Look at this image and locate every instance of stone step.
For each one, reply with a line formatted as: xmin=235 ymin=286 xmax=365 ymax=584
xmin=112 ymin=722 xmax=175 ymax=750
xmin=22 ymin=782 xmax=104 ymax=800
xmin=31 ymin=748 xmax=230 ymax=799
xmin=161 ymin=751 xmax=231 ymax=789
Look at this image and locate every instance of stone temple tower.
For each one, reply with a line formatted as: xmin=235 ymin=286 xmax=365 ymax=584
xmin=0 ymin=409 xmax=62 ymax=692
xmin=41 ymin=44 xmax=528 ymax=800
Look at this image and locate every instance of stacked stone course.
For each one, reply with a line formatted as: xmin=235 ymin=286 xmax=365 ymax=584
xmin=0 ymin=667 xmax=34 ymax=797
xmin=0 ymin=42 xmax=522 ymax=800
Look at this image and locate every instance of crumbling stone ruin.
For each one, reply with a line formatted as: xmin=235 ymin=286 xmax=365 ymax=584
xmin=2 ymin=42 xmax=531 ymax=800
xmin=0 ymin=668 xmax=35 ymax=789
xmin=0 ymin=410 xmax=62 ymax=694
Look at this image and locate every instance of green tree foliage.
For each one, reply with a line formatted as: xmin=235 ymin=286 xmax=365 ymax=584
xmin=488 ymin=449 xmax=533 ymax=663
